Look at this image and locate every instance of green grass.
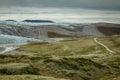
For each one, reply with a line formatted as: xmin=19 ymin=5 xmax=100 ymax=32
xmin=17 ymin=36 xmax=107 ymax=56
xmin=81 ymin=65 xmax=95 ymax=71
xmin=0 ymin=75 xmax=68 ymax=80
xmin=0 ymin=35 xmax=120 ymax=80
xmin=0 ymin=55 xmax=110 ymax=80
xmin=98 ymin=35 xmax=120 ymax=53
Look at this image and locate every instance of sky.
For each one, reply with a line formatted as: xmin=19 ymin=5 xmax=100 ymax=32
xmin=0 ymin=0 xmax=120 ymax=23
xmin=0 ymin=0 xmax=120 ymax=10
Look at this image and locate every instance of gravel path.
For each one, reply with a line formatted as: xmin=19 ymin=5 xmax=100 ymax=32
xmin=94 ymin=38 xmax=114 ymax=53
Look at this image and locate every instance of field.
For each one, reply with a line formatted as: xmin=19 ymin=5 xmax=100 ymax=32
xmin=0 ymin=35 xmax=120 ymax=80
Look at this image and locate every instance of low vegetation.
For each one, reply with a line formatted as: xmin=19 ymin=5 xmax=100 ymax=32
xmin=0 ymin=35 xmax=120 ymax=80
xmin=17 ymin=36 xmax=107 ymax=56
xmin=0 ymin=54 xmax=110 ymax=80
xmin=0 ymin=75 xmax=68 ymax=80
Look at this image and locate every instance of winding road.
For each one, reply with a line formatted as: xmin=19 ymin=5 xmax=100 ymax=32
xmin=94 ymin=38 xmax=114 ymax=53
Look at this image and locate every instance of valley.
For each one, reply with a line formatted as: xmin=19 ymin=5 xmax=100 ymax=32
xmin=0 ymin=20 xmax=120 ymax=80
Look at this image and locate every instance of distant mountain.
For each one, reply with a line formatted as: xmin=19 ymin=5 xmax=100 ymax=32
xmin=5 ymin=20 xmax=17 ymax=22
xmin=23 ymin=20 xmax=54 ymax=23
xmin=91 ymin=23 xmax=120 ymax=36
xmin=0 ymin=21 xmax=120 ymax=44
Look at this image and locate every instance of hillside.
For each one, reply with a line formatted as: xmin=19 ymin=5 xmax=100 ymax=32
xmin=0 ymin=35 xmax=119 ymax=80
xmin=0 ymin=21 xmax=120 ymax=80
xmin=0 ymin=21 xmax=120 ymax=40
xmin=83 ymin=23 xmax=120 ymax=36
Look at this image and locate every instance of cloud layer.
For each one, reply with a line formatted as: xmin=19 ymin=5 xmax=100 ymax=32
xmin=0 ymin=0 xmax=120 ymax=10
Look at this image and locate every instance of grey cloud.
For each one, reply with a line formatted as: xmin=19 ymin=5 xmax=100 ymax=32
xmin=0 ymin=0 xmax=120 ymax=10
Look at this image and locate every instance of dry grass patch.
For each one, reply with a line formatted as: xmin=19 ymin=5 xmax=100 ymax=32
xmin=17 ymin=37 xmax=107 ymax=56
xmin=0 ymin=75 xmax=69 ymax=80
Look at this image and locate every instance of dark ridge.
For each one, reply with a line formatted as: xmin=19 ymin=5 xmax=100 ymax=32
xmin=93 ymin=23 xmax=120 ymax=36
xmin=23 ymin=20 xmax=54 ymax=23
xmin=5 ymin=20 xmax=17 ymax=22
xmin=97 ymin=26 xmax=120 ymax=36
xmin=48 ymin=32 xmax=72 ymax=38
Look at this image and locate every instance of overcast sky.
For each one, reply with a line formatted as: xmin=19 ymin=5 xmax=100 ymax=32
xmin=0 ymin=0 xmax=120 ymax=23
xmin=0 ymin=0 xmax=120 ymax=10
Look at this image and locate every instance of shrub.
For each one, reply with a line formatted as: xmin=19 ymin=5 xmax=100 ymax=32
xmin=61 ymin=58 xmax=80 ymax=70
xmin=21 ymin=64 xmax=39 ymax=75
xmin=0 ymin=68 xmax=8 ymax=74
xmin=34 ymin=78 xmax=46 ymax=80
xmin=81 ymin=66 xmax=94 ymax=72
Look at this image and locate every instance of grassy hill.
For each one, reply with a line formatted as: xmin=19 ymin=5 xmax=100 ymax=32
xmin=0 ymin=35 xmax=120 ymax=80
xmin=16 ymin=36 xmax=107 ymax=56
